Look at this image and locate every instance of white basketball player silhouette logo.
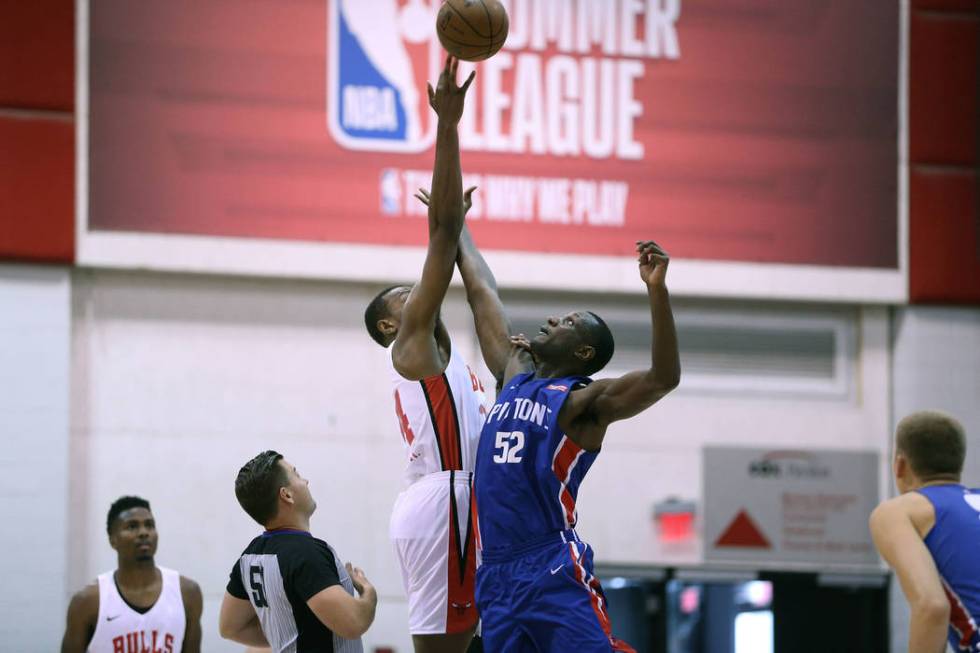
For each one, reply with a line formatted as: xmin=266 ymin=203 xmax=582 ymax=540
xmin=328 ymin=0 xmax=442 ymax=152
xmin=964 ymin=491 xmax=980 ymax=520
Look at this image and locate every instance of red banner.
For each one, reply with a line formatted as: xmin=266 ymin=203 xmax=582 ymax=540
xmin=87 ymin=0 xmax=899 ymax=268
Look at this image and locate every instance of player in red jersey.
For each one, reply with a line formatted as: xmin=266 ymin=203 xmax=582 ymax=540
xmin=362 ymin=56 xmax=481 ymax=653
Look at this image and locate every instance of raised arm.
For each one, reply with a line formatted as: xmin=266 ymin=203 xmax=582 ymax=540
xmin=457 ymin=223 xmax=513 ymax=382
xmin=392 ymin=56 xmax=475 ymax=380
xmin=558 ymin=240 xmax=680 ymax=451
xmin=870 ymin=498 xmax=950 ymax=653
xmin=415 ymin=187 xmax=513 ymax=382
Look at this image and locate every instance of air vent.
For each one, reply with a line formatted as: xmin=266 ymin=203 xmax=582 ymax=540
xmin=507 ymin=304 xmax=854 ymax=399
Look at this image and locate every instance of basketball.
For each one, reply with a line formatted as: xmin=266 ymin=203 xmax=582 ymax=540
xmin=436 ymin=0 xmax=509 ymax=62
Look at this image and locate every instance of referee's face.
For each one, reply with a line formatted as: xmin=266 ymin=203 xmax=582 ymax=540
xmin=281 ymin=460 xmax=316 ymax=517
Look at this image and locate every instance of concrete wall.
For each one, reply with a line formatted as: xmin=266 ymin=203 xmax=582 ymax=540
xmin=65 ymin=269 xmax=896 ymax=651
xmin=889 ymin=306 xmax=980 ymax=653
xmin=0 ymin=265 xmax=71 ymax=650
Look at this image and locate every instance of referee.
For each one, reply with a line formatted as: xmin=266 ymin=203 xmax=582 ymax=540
xmin=219 ymin=451 xmax=376 ymax=652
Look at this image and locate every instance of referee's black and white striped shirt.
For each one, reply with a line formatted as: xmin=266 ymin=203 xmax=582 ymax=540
xmin=227 ymin=529 xmax=364 ymax=653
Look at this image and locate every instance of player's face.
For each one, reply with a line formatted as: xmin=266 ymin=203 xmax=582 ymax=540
xmin=111 ymin=507 xmax=158 ymax=562
xmin=532 ymin=311 xmax=593 ymax=359
xmin=384 ymin=286 xmax=412 ymax=322
xmin=280 ymin=459 xmax=316 ymax=516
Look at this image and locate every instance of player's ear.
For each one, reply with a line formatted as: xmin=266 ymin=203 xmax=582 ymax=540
xmin=108 ymin=529 xmax=119 ymax=551
xmin=378 ymin=318 xmax=397 ymax=338
xmin=894 ymin=452 xmax=908 ymax=479
xmin=279 ymin=485 xmax=294 ymax=506
xmin=574 ymin=344 xmax=595 ymax=363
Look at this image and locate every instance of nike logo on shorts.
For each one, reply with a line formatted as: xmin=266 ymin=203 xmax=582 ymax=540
xmin=550 ymin=565 xmax=564 ymax=575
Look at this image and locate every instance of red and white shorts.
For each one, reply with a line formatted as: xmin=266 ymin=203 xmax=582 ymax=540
xmin=389 ymin=470 xmax=478 ymax=635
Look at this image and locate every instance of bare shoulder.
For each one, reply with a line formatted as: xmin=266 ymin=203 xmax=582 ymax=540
xmin=179 ymin=576 xmax=204 ymax=611
xmin=901 ymin=491 xmax=938 ymax=537
xmin=68 ymin=582 xmax=100 ymax=618
xmin=870 ymin=493 xmax=935 ymax=537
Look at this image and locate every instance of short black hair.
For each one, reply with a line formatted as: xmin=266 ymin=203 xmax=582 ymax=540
xmin=896 ymin=411 xmax=967 ymax=480
xmin=364 ymin=285 xmax=401 ymax=347
xmin=107 ymin=496 xmax=151 ymax=535
xmin=582 ymin=311 xmax=615 ymax=375
xmin=235 ymin=450 xmax=288 ymax=526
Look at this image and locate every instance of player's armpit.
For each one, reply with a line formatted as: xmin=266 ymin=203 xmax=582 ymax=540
xmin=307 ymin=585 xmax=377 ymax=640
xmin=869 ymin=500 xmax=949 ymax=653
xmin=60 ymin=585 xmax=99 ymax=653
xmin=218 ymin=593 xmax=269 ymax=647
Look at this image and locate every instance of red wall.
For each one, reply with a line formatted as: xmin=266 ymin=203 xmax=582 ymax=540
xmin=0 ymin=0 xmax=75 ymax=263
xmin=2 ymin=1 xmax=978 ymax=298
xmin=909 ymin=0 xmax=980 ymax=304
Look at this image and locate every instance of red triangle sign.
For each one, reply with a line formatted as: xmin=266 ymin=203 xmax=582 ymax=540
xmin=715 ymin=509 xmax=771 ymax=549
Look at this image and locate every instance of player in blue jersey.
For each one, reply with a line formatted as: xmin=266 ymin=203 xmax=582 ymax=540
xmin=450 ymin=234 xmax=680 ymax=652
xmin=870 ymin=411 xmax=980 ymax=653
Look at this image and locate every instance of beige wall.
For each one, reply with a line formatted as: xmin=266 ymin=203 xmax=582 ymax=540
xmin=60 ymin=269 xmax=895 ymax=651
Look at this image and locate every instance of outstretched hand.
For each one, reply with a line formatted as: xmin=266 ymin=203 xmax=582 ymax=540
xmin=427 ymin=55 xmax=475 ymax=124
xmin=415 ymin=185 xmax=477 ymax=215
xmin=637 ymin=240 xmax=669 ymax=288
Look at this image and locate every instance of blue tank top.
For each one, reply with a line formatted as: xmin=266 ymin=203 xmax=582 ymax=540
xmin=474 ymin=373 xmax=596 ymax=556
xmin=917 ymin=484 xmax=980 ymax=652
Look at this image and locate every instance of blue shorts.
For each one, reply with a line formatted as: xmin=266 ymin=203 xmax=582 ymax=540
xmin=475 ymin=530 xmax=635 ymax=653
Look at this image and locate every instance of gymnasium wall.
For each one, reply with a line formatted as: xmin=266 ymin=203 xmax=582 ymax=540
xmin=0 ymin=265 xmax=71 ymax=649
xmin=889 ymin=305 xmax=980 ymax=653
xmin=67 ymin=270 xmax=894 ymax=652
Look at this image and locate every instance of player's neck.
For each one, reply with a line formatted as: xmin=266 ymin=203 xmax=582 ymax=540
xmin=265 ymin=513 xmax=310 ymax=533
xmin=916 ymin=476 xmax=961 ymax=490
xmin=533 ymin=361 xmax=569 ymax=378
xmin=115 ymin=560 xmax=158 ymax=586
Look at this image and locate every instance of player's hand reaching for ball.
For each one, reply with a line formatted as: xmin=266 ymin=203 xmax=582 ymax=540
xmin=637 ymin=240 xmax=669 ymax=289
xmin=415 ymin=185 xmax=477 ymax=215
xmin=427 ymin=55 xmax=475 ymax=125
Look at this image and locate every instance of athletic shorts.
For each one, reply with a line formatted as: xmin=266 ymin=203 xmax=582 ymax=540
xmin=390 ymin=470 xmax=478 ymax=635
xmin=476 ymin=529 xmax=635 ymax=653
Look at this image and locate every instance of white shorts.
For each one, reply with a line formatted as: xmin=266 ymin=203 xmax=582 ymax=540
xmin=389 ymin=470 xmax=478 ymax=635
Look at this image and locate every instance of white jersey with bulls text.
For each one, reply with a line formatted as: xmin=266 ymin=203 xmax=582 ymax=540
xmin=87 ymin=566 xmax=185 ymax=653
xmin=386 ymin=342 xmax=487 ymax=634
xmin=388 ymin=343 xmax=487 ymax=485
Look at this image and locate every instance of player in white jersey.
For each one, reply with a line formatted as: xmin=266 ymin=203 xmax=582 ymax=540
xmin=363 ymin=56 xmax=480 ymax=653
xmin=61 ymin=496 xmax=203 ymax=653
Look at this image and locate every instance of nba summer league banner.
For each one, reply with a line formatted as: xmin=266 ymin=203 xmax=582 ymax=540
xmin=85 ymin=0 xmax=898 ymax=270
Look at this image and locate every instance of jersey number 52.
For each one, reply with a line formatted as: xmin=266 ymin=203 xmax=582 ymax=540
xmin=493 ymin=431 xmax=525 ymax=463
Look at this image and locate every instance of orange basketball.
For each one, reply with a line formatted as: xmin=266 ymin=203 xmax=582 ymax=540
xmin=436 ymin=0 xmax=509 ymax=62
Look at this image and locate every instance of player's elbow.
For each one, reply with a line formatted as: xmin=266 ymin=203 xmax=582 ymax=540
xmin=911 ymin=594 xmax=950 ymax=624
xmin=331 ymin=614 xmax=371 ymax=640
xmin=217 ymin=617 xmax=237 ymax=640
xmin=648 ymin=368 xmax=680 ymax=396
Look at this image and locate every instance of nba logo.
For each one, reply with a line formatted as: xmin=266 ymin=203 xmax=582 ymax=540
xmin=327 ymin=0 xmax=444 ymax=153
xmin=379 ymin=169 xmax=402 ymax=214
